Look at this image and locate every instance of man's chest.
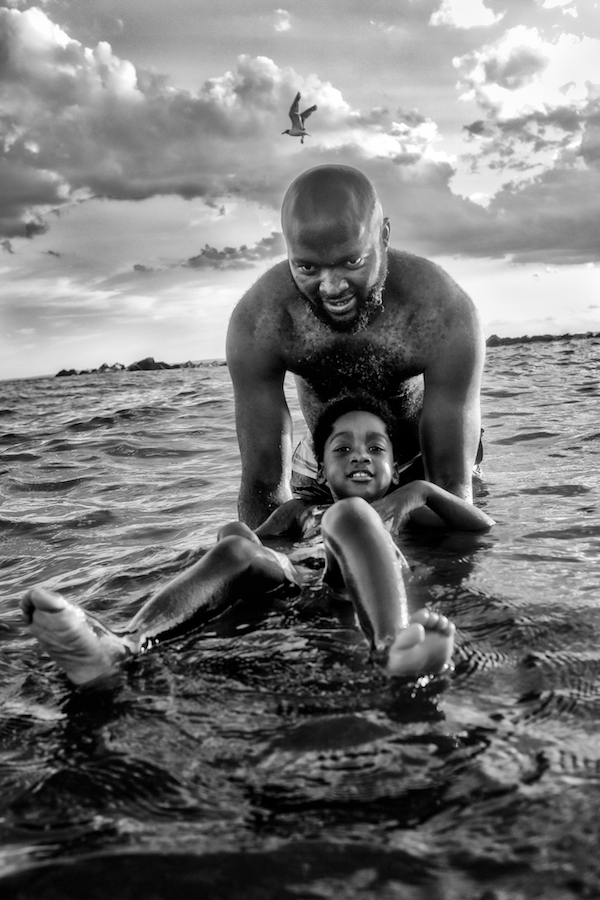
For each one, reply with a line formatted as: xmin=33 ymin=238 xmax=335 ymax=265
xmin=283 ymin=327 xmax=424 ymax=400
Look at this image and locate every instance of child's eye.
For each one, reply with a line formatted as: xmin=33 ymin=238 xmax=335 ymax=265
xmin=370 ymin=445 xmax=385 ymax=453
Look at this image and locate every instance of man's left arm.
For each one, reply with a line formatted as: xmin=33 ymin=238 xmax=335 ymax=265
xmin=419 ymin=301 xmax=486 ymax=502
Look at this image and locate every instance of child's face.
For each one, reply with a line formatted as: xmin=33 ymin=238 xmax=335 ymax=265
xmin=318 ymin=410 xmax=399 ymax=502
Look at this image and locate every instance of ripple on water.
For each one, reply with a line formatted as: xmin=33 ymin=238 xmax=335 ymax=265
xmin=493 ymin=430 xmax=561 ymax=445
xmin=8 ymin=476 xmax=94 ymax=493
xmin=0 ymin=351 xmax=599 ymax=895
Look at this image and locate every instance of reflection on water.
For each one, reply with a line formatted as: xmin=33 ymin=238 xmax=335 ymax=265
xmin=0 ymin=339 xmax=599 ymax=898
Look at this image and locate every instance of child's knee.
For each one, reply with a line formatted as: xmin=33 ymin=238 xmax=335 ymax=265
xmin=217 ymin=522 xmax=259 ymax=543
xmin=322 ymin=497 xmax=375 ymax=531
xmin=214 ymin=534 xmax=260 ymax=567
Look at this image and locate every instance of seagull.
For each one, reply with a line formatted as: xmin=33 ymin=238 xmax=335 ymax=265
xmin=282 ymin=92 xmax=317 ymax=144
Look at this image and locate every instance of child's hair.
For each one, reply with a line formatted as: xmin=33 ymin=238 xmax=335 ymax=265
xmin=312 ymin=393 xmax=399 ymax=463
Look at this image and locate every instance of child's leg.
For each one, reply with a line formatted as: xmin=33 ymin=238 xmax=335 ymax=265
xmin=124 ymin=534 xmax=288 ymax=641
xmin=217 ymin=521 xmax=262 ymax=545
xmin=320 ymin=498 xmax=454 ymax=677
xmin=20 ymin=534 xmax=292 ymax=685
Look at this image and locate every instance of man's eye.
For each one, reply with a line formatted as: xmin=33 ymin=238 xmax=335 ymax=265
xmin=346 ymin=258 xmax=363 ymax=269
xmin=297 ymin=264 xmax=316 ymax=274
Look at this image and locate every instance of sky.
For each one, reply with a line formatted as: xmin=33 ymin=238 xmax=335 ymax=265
xmin=1 ymin=0 xmax=599 ymax=380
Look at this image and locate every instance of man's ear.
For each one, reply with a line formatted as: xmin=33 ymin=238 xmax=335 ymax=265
xmin=391 ymin=462 xmax=400 ymax=485
xmin=382 ymin=217 xmax=391 ymax=247
xmin=316 ymin=464 xmax=327 ymax=485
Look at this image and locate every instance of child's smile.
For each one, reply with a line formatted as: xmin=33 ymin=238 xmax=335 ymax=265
xmin=319 ymin=410 xmax=399 ymax=502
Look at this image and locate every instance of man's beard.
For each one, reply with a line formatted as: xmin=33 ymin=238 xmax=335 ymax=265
xmin=298 ymin=260 xmax=387 ymax=334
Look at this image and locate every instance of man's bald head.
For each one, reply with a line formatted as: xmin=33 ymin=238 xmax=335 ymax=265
xmin=281 ymin=166 xmax=390 ymax=333
xmin=281 ymin=166 xmax=384 ymax=240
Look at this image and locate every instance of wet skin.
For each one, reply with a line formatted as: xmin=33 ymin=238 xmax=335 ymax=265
xmin=227 ymin=166 xmax=485 ymax=528
xmin=317 ymin=410 xmax=400 ymax=503
xmin=19 ymin=409 xmax=495 ymax=686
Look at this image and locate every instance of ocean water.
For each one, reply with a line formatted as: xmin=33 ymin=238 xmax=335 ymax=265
xmin=0 ymin=338 xmax=599 ymax=899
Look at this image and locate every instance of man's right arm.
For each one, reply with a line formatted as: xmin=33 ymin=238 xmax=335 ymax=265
xmin=226 ymin=289 xmax=293 ymax=528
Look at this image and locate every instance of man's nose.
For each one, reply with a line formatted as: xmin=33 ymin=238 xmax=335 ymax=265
xmin=319 ymin=270 xmax=349 ymax=298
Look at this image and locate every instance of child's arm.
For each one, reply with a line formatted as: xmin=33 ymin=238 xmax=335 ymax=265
xmin=253 ymin=498 xmax=308 ymax=538
xmin=375 ymin=480 xmax=495 ymax=532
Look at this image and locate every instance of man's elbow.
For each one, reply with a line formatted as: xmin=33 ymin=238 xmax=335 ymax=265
xmin=424 ymin=458 xmax=475 ymax=502
xmin=239 ymin=472 xmax=292 ymax=511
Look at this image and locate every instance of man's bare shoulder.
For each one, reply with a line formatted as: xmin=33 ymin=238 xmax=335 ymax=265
xmin=384 ymin=250 xmax=484 ymax=369
xmin=388 ymin=250 xmax=473 ymax=304
xmin=388 ymin=250 xmax=481 ymax=330
xmin=229 ymin=260 xmax=295 ymax=330
xmin=226 ymin=261 xmax=298 ymax=374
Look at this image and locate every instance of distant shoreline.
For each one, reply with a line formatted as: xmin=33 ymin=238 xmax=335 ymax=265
xmin=55 ymin=356 xmax=228 ymax=377
xmin=485 ymin=330 xmax=600 ymax=348
xmin=54 ymin=331 xmax=600 ymax=377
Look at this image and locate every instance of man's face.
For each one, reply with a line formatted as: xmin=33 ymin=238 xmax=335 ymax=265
xmin=286 ymin=214 xmax=389 ymax=332
xmin=318 ymin=410 xmax=399 ymax=502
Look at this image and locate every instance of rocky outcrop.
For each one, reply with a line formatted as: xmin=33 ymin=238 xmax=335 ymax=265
xmin=126 ymin=357 xmax=172 ymax=371
xmin=55 ymin=358 xmax=227 ymax=376
xmin=487 ymin=331 xmax=600 ymax=347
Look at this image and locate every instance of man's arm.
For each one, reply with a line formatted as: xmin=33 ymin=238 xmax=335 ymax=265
xmin=373 ymin=281 xmax=484 ymax=528
xmin=419 ymin=298 xmax=485 ymax=503
xmin=226 ymin=286 xmax=294 ymax=528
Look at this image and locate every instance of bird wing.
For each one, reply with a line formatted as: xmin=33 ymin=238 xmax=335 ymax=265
xmin=288 ymin=92 xmax=301 ymax=126
xmin=300 ymin=105 xmax=317 ymax=123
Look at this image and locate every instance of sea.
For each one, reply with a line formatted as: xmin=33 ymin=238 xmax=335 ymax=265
xmin=0 ymin=337 xmax=599 ymax=899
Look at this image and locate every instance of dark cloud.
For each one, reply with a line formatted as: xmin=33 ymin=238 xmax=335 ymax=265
xmin=0 ymin=9 xmax=301 ymax=230
xmin=463 ymin=101 xmax=595 ymax=171
xmin=456 ymin=27 xmax=599 ymax=176
xmin=407 ymin=163 xmax=600 ymax=265
xmin=0 ymin=7 xmax=467 ymax=240
xmin=483 ymin=44 xmax=548 ymax=90
xmin=2 ymin=5 xmax=600 ymax=269
xmin=25 ymin=219 xmax=50 ymax=239
xmin=203 ymin=199 xmax=226 ymax=216
xmin=183 ymin=231 xmax=285 ymax=270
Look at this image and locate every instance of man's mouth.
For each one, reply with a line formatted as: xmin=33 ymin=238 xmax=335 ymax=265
xmin=322 ymin=294 xmax=356 ymax=316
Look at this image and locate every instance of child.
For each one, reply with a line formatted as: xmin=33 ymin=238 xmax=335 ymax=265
xmin=20 ymin=395 xmax=494 ymax=686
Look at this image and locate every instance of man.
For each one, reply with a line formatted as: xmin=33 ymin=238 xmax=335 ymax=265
xmin=226 ymin=164 xmax=485 ymax=529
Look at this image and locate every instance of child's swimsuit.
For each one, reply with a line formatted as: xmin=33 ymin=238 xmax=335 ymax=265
xmin=264 ymin=503 xmax=409 ymax=592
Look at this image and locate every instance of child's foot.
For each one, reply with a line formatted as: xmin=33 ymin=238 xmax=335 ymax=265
xmin=20 ymin=588 xmax=134 ymax=685
xmin=387 ymin=608 xmax=455 ymax=678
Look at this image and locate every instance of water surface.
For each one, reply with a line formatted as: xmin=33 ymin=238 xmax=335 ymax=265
xmin=1 ymin=339 xmax=599 ymax=899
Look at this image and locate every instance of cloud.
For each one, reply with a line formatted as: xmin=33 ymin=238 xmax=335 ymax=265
xmin=430 ymin=0 xmax=504 ymax=29
xmin=2 ymin=5 xmax=600 ymax=270
xmin=0 ymin=6 xmax=456 ymax=240
xmin=183 ymin=231 xmax=286 ymax=270
xmin=401 ymin=158 xmax=600 ymax=265
xmin=455 ymin=26 xmax=600 ymax=130
xmin=539 ymin=0 xmax=575 ymax=8
xmin=454 ymin=25 xmax=600 ymax=264
xmin=274 ymin=9 xmax=291 ymax=32
xmin=482 ymin=165 xmax=600 ymax=264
